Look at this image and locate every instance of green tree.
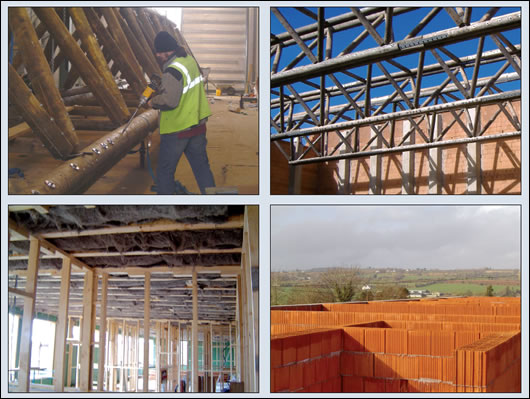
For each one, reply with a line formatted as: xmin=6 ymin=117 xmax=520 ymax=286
xmin=485 ymin=285 xmax=495 ymax=297
xmin=358 ymin=290 xmax=374 ymax=301
xmin=319 ymin=266 xmax=360 ymax=302
xmin=502 ymin=286 xmax=514 ymax=297
xmin=375 ymin=285 xmax=410 ymax=300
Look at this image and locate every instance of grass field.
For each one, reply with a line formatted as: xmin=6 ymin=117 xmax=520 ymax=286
xmin=271 ymin=268 xmax=520 ymax=305
xmin=405 ymin=282 xmax=520 ymax=296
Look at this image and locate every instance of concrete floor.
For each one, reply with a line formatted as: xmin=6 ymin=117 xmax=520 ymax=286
xmin=8 ymin=96 xmax=258 ymax=195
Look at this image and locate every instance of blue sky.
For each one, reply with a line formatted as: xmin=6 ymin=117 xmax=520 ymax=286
xmin=271 ymin=205 xmax=521 ymax=271
xmin=270 ymin=7 xmax=521 ymax=134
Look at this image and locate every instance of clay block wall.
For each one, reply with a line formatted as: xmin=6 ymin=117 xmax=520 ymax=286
xmin=455 ymin=332 xmax=521 ymax=392
xmin=271 ymin=298 xmax=521 ymax=393
xmin=271 ymin=100 xmax=521 ymax=194
xmin=270 ymin=140 xmax=319 ymax=194
xmin=271 ymin=328 xmax=342 ymax=393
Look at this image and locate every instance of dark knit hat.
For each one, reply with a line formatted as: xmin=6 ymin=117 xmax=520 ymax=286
xmin=154 ymin=31 xmax=180 ymax=53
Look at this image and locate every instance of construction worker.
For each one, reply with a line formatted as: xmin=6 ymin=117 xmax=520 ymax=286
xmin=148 ymin=31 xmax=215 ymax=194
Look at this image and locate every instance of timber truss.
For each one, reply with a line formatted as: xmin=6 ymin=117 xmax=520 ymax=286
xmin=270 ymin=7 xmax=521 ymax=170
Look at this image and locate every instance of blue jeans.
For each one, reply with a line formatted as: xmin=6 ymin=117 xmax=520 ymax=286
xmin=156 ymin=132 xmax=215 ymax=194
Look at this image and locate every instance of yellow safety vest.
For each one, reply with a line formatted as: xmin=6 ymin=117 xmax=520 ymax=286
xmin=159 ymin=55 xmax=211 ymax=134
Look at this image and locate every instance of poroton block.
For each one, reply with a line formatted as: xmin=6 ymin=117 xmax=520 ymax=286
xmin=271 ymin=297 xmax=520 ymax=393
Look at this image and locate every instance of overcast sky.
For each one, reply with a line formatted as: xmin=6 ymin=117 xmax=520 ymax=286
xmin=271 ymin=206 xmax=520 ymax=271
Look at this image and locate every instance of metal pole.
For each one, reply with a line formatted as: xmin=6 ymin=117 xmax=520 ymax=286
xmin=271 ymin=12 xmax=520 ymax=87
xmin=289 ymin=131 xmax=520 ymax=165
xmin=271 ymin=90 xmax=520 ymax=140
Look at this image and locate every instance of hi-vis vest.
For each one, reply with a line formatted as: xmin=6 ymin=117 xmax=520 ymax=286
xmin=159 ymin=55 xmax=211 ymax=134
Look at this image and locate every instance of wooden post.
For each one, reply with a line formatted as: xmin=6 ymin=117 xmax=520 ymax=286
xmin=143 ymin=272 xmax=150 ymax=392
xmin=155 ymin=321 xmax=160 ymax=392
xmin=32 ymin=8 xmax=131 ymax=125
xmin=192 ymin=268 xmax=198 ymax=392
xmin=97 ymin=273 xmax=108 ymax=391
xmin=8 ymin=8 xmax=79 ymax=152
xmin=109 ymin=321 xmax=117 ymax=391
xmin=66 ymin=317 xmax=74 ymax=388
xmin=68 ymin=8 xmax=130 ymax=123
xmin=16 ymin=237 xmax=40 ymax=392
xmin=245 ymin=206 xmax=259 ymax=392
xmin=237 ymin=275 xmax=245 ymax=385
xmin=229 ymin=323 xmax=233 ymax=379
xmin=133 ymin=321 xmax=139 ymax=392
xmin=8 ymin=63 xmax=76 ymax=160
xmin=210 ymin=322 xmax=215 ymax=392
xmin=121 ymin=319 xmax=126 ymax=392
xmin=79 ymin=269 xmax=96 ymax=391
xmin=53 ymin=256 xmax=72 ymax=392
xmin=177 ymin=322 xmax=181 ymax=392
xmin=84 ymin=8 xmax=145 ymax=96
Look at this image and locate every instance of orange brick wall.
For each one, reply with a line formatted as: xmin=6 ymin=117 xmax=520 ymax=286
xmin=271 ymin=101 xmax=521 ymax=194
xmin=271 ymin=298 xmax=521 ymax=393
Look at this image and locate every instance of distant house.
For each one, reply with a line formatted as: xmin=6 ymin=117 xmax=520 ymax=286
xmin=362 ymin=285 xmax=372 ymax=291
xmin=409 ymin=289 xmax=431 ymax=298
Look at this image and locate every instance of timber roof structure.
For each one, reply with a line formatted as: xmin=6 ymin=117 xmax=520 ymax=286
xmin=8 ymin=205 xmax=250 ymax=323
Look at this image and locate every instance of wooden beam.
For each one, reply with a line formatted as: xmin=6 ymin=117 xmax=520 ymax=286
xmin=84 ymin=7 xmax=145 ymax=96
xmin=79 ymin=269 xmax=96 ymax=391
xmin=97 ymin=273 xmax=108 ymax=391
xmin=119 ymin=8 xmax=160 ymax=75
xmin=8 ymin=287 xmax=34 ymax=299
xmin=8 ymin=122 xmax=32 ymax=141
xmin=116 ymin=9 xmax=160 ymax=79
xmin=40 ymin=215 xmax=244 ymax=238
xmin=32 ymin=8 xmax=131 ymax=126
xmin=71 ymin=248 xmax=242 ymax=258
xmin=53 ymin=256 xmax=72 ymax=392
xmin=8 ymin=63 xmax=77 ymax=159
xmin=68 ymin=7 xmax=130 ymax=124
xmin=143 ymin=272 xmax=150 ymax=392
xmin=192 ymin=268 xmax=198 ymax=392
xmin=92 ymin=266 xmax=241 ymax=276
xmin=8 ymin=8 xmax=79 ymax=152
xmin=8 ymin=218 xmax=94 ymax=272
xmin=16 ymin=236 xmax=40 ymax=392
xmin=99 ymin=8 xmax=146 ymax=91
